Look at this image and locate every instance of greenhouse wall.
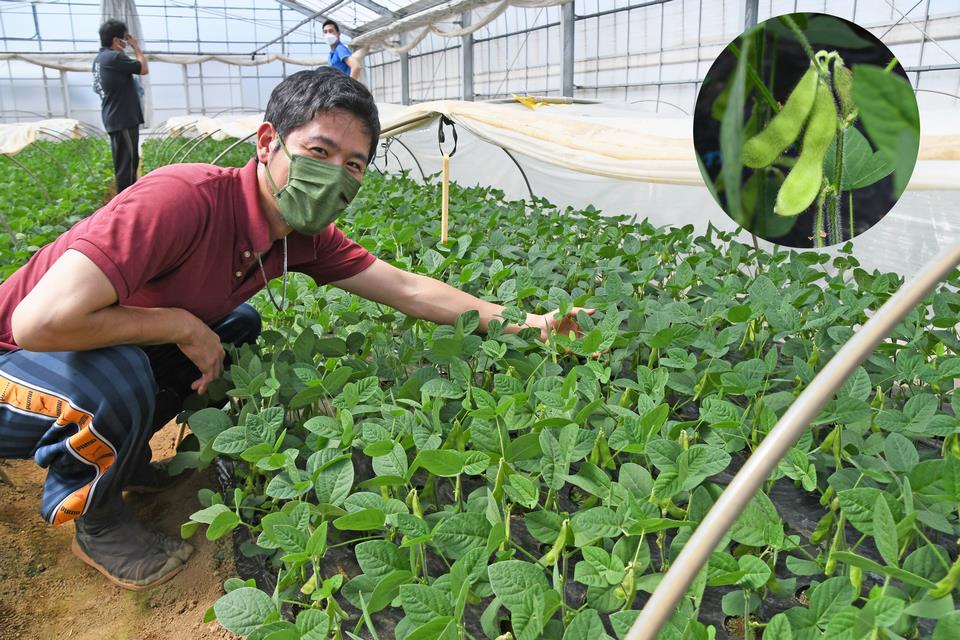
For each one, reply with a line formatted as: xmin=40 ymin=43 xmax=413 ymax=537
xmin=0 ymin=0 xmax=957 ymax=124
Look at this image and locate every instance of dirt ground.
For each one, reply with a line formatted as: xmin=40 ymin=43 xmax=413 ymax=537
xmin=0 ymin=420 xmax=239 ymax=640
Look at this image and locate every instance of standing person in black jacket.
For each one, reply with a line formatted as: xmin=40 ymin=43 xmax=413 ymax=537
xmin=93 ymin=20 xmax=149 ymax=194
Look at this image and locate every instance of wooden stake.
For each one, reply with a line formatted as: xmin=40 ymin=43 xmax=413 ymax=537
xmin=441 ymin=153 xmax=450 ymax=244
xmin=174 ymin=422 xmax=186 ymax=450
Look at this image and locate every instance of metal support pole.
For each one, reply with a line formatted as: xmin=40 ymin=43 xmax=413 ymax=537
xmin=744 ymin=0 xmax=759 ymax=29
xmin=60 ymin=72 xmax=71 ymax=118
xmin=461 ymin=11 xmax=474 ymax=101
xmin=561 ymin=1 xmax=575 ymax=97
xmin=626 ymin=243 xmax=960 ymax=640
xmin=182 ymin=65 xmax=192 ymax=114
xmin=400 ymin=33 xmax=411 ymax=105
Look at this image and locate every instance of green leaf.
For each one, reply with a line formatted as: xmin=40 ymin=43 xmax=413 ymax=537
xmin=333 ymin=509 xmax=386 ymax=531
xmin=680 ymin=444 xmax=731 ymax=489
xmin=540 ymin=425 xmax=576 ymax=490
xmin=564 ymin=608 xmax=611 ymax=640
xmin=823 ymin=125 xmax=894 ymax=191
xmin=832 ymin=551 xmax=937 ymax=590
xmin=867 ymin=596 xmax=905 ymax=628
xmin=212 ymin=587 xmax=276 ymax=636
xmin=400 ymin=584 xmax=452 ymax=626
xmin=765 ymin=613 xmax=792 ymax=640
xmin=729 ymin=491 xmax=783 ymax=548
xmin=853 ymin=65 xmax=920 ymax=198
xmin=933 ymin=611 xmax=960 ymax=640
xmin=355 ymin=540 xmax=408 ymax=579
xmin=367 ymin=569 xmax=413 ymax=613
xmin=207 ymin=509 xmax=241 ymax=541
xmin=372 ymin=441 xmax=408 ymax=478
xmin=944 ymin=455 xmax=960 ymax=501
xmin=810 ymin=576 xmax=855 ymax=627
xmin=873 ymin=493 xmax=899 ymax=567
xmin=188 ymin=408 xmax=233 ymax=444
xmin=609 ymin=610 xmax=641 ymax=638
xmin=736 ymin=555 xmax=771 ymax=590
xmin=411 ymin=449 xmax=464 ymax=478
xmin=571 ymin=506 xmax=622 ymax=545
xmin=838 ymin=488 xmax=901 ymax=535
xmin=504 ymin=474 xmax=540 ymax=509
xmin=883 ymin=432 xmax=919 ymax=473
xmin=510 ymin=591 xmax=543 ymax=640
xmin=487 ymin=560 xmax=549 ymax=612
xmin=405 ymin=616 xmax=457 ymax=640
xmin=296 ymin=609 xmax=330 ymax=640
xmin=432 ymin=512 xmax=491 ymax=560
xmin=310 ymin=450 xmax=354 ymax=507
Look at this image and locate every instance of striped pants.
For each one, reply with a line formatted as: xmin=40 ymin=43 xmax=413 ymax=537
xmin=0 ymin=304 xmax=260 ymax=526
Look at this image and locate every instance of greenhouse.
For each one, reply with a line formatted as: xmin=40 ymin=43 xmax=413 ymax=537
xmin=0 ymin=0 xmax=959 ymax=639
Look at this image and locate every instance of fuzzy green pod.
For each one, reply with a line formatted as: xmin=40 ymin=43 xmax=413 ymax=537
xmin=742 ymin=66 xmax=819 ymax=169
xmin=774 ymin=80 xmax=837 ymax=216
xmin=832 ymin=60 xmax=856 ymax=119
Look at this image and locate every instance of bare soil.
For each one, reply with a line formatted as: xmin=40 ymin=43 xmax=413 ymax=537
xmin=0 ymin=420 xmax=238 ymax=640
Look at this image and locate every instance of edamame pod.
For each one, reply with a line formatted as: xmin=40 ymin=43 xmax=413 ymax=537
xmin=774 ymin=80 xmax=837 ymax=216
xmin=832 ymin=60 xmax=856 ymax=119
xmin=742 ymin=65 xmax=819 ymax=169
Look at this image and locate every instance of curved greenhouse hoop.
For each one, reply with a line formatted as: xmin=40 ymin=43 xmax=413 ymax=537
xmin=210 ymin=131 xmax=257 ymax=166
xmin=628 ymin=98 xmax=691 ymax=115
xmin=177 ymin=129 xmax=223 ymax=163
xmin=628 ymin=244 xmax=960 ymax=640
xmin=2 ymin=153 xmax=53 ymax=205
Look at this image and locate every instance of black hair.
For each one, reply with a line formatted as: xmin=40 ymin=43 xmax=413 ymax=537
xmin=322 ymin=20 xmax=340 ymax=34
xmin=264 ymin=68 xmax=380 ymax=163
xmin=99 ymin=20 xmax=127 ymax=48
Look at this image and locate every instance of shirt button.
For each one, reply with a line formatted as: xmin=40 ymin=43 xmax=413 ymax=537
xmin=235 ymin=271 xmax=243 ymax=278
xmin=243 ymin=251 xmax=251 ymax=258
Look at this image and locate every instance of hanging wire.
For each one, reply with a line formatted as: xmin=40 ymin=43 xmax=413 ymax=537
xmin=490 ymin=7 xmax=546 ymax=98
xmin=881 ymin=0 xmax=960 ymax=66
xmin=879 ymin=0 xmax=924 ymax=39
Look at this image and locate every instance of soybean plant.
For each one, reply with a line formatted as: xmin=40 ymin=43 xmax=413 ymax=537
xmin=742 ymin=48 xmax=862 ymax=247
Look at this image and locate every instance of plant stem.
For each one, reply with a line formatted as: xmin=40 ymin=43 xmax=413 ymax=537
xmin=830 ymin=125 xmax=845 ymax=244
xmin=883 ymin=57 xmax=899 ymax=73
xmin=814 ymin=187 xmax=828 ymax=248
xmin=780 ymin=15 xmax=817 ymax=65
xmin=848 ymin=190 xmax=854 ymax=240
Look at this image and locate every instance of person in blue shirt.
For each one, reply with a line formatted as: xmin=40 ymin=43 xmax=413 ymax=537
xmin=322 ymin=20 xmax=362 ymax=80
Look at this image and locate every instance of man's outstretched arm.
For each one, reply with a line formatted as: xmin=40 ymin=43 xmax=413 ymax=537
xmin=332 ymin=257 xmax=592 ymax=340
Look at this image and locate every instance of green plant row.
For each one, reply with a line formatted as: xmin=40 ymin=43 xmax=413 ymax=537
xmin=0 ymin=138 xmax=114 ymax=280
xmin=141 ymin=135 xmax=255 ymax=172
xmin=169 ymin=168 xmax=960 ymax=640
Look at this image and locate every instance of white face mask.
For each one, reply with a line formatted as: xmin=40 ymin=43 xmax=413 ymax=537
xmin=324 ymin=33 xmax=338 ymax=46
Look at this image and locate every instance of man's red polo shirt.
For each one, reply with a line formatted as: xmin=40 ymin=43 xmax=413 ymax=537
xmin=0 ymin=158 xmax=375 ymax=351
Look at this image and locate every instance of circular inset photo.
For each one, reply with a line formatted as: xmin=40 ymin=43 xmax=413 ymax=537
xmin=693 ymin=12 xmax=920 ymax=248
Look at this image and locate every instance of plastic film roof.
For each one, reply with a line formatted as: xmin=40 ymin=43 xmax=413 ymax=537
xmin=282 ymin=0 xmax=456 ymax=37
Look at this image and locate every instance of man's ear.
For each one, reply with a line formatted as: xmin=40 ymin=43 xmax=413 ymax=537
xmin=255 ymin=122 xmax=278 ymax=164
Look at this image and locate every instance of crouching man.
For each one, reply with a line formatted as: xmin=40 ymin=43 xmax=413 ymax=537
xmin=0 ymin=68 xmax=588 ymax=590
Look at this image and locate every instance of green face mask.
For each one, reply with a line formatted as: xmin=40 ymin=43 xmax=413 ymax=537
xmin=265 ymin=137 xmax=362 ymax=235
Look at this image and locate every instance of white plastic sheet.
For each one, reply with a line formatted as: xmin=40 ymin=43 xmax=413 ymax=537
xmin=153 ymin=100 xmax=960 ymax=277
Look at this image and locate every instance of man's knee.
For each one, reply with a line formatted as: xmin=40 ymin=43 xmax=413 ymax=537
xmin=215 ymin=304 xmax=261 ymax=347
xmin=71 ymin=345 xmax=157 ymax=421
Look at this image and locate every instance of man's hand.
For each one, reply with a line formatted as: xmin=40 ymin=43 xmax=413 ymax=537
xmin=530 ymin=307 xmax=596 ymax=343
xmin=126 ymin=34 xmax=149 ymax=74
xmin=175 ymin=314 xmax=225 ymax=395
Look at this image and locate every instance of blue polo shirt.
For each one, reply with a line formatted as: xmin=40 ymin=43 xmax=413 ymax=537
xmin=329 ymin=42 xmax=352 ymax=75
